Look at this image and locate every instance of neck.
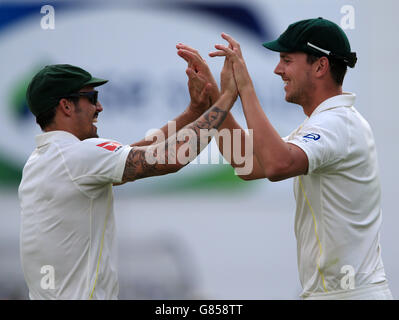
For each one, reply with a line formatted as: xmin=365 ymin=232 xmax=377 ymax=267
xmin=302 ymin=86 xmax=342 ymax=117
xmin=44 ymin=122 xmax=81 ymax=140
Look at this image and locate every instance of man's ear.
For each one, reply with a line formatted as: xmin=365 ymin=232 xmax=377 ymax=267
xmin=314 ymin=56 xmax=330 ymax=78
xmin=58 ymin=98 xmax=73 ymax=116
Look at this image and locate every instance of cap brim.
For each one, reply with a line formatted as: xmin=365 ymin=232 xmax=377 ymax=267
xmin=262 ymin=40 xmax=291 ymax=52
xmin=84 ymin=77 xmax=108 ymax=87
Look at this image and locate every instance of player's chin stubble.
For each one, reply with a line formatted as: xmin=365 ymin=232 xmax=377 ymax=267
xmin=285 ymin=89 xmax=302 ymax=105
xmin=285 ymin=82 xmax=310 ymax=106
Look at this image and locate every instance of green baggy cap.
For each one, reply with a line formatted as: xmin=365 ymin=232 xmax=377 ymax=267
xmin=263 ymin=17 xmax=357 ymax=68
xmin=26 ymin=64 xmax=108 ymax=117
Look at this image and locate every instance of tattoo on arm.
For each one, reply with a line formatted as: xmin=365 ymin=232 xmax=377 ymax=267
xmin=186 ymin=106 xmax=228 ymax=150
xmin=122 ymin=148 xmax=158 ymax=182
xmin=122 ymin=105 xmax=228 ymax=182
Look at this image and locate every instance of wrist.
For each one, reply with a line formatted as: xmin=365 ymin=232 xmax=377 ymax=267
xmin=239 ymin=83 xmax=255 ymax=97
xmin=185 ymin=103 xmax=203 ymax=118
xmin=219 ymin=91 xmax=237 ymax=107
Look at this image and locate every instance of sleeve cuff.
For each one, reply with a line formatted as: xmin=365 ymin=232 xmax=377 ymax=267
xmin=112 ymin=146 xmax=132 ymax=182
xmin=286 ymin=140 xmax=315 ymax=174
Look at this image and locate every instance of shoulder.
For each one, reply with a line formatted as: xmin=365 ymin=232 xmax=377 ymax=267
xmin=286 ymin=108 xmax=352 ymax=173
xmin=80 ymin=138 xmax=125 ymax=153
xmin=308 ymin=106 xmax=350 ymax=128
xmin=60 ymin=137 xmax=132 ymax=183
xmin=60 ymin=137 xmax=130 ymax=164
xmin=301 ymin=107 xmax=352 ymax=142
xmin=64 ymin=137 xmax=125 ymax=152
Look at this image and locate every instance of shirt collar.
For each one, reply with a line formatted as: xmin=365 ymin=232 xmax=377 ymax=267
xmin=310 ymin=92 xmax=356 ymax=117
xmin=35 ymin=130 xmax=80 ymax=148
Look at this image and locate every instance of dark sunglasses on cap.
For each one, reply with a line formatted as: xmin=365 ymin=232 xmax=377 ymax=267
xmin=61 ymin=90 xmax=98 ymax=105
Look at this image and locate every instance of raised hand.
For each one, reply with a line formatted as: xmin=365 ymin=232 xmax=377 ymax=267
xmin=177 ymin=43 xmax=220 ymax=108
xmin=186 ymin=67 xmax=213 ymax=116
xmin=209 ymin=33 xmax=254 ymax=94
xmin=220 ymin=56 xmax=238 ymax=100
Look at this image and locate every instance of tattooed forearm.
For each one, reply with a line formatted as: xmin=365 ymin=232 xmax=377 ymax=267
xmin=186 ymin=106 xmax=228 ymax=151
xmin=193 ymin=107 xmax=228 ymax=130
xmin=122 ymin=148 xmax=158 ymax=182
xmin=158 ymin=106 xmax=227 ymax=167
xmin=122 ymin=105 xmax=230 ymax=182
xmin=161 ymin=105 xmax=228 ymax=165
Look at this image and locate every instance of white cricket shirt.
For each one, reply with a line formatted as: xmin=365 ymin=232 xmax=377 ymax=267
xmin=284 ymin=93 xmax=388 ymax=299
xmin=18 ymin=131 xmax=132 ymax=299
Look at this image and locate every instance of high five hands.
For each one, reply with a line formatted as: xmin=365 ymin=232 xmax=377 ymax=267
xmin=209 ymin=33 xmax=254 ymax=96
xmin=177 ymin=33 xmax=253 ymax=113
xmin=176 ymin=43 xmax=220 ymax=116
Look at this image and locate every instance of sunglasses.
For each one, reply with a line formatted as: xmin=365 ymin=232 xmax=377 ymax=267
xmin=62 ymin=90 xmax=98 ymax=105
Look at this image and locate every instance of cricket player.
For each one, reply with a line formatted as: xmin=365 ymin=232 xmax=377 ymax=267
xmin=18 ymin=60 xmax=238 ymax=299
xmin=178 ymin=18 xmax=393 ymax=299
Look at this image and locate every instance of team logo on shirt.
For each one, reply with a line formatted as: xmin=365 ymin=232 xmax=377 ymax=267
xmin=96 ymin=141 xmax=122 ymax=152
xmin=303 ymin=133 xmax=321 ymax=141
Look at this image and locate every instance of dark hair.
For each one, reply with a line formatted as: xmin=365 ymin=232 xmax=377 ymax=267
xmin=306 ymin=54 xmax=347 ymax=86
xmin=35 ymin=97 xmax=79 ymax=130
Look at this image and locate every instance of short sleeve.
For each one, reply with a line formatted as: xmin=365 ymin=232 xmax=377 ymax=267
xmin=286 ymin=112 xmax=349 ymax=174
xmin=61 ymin=138 xmax=132 ymax=193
